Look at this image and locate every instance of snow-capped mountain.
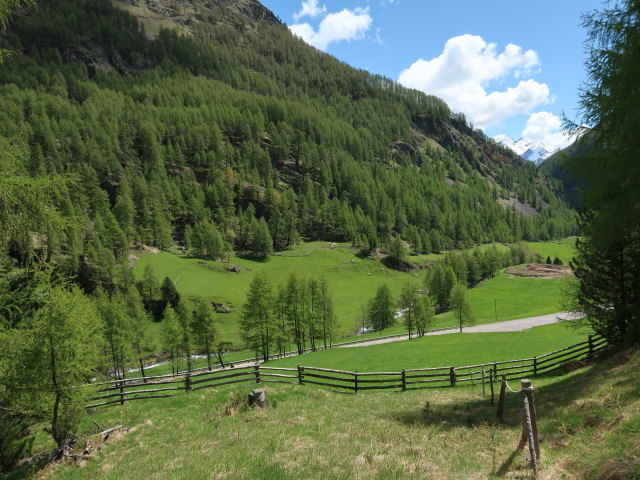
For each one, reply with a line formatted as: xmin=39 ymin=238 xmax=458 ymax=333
xmin=493 ymin=135 xmax=555 ymax=165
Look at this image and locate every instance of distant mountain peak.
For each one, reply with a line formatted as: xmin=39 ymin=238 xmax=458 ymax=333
xmin=493 ymin=135 xmax=556 ymax=165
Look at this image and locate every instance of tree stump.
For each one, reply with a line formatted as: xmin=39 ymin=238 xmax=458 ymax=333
xmin=248 ymin=389 xmax=268 ymax=409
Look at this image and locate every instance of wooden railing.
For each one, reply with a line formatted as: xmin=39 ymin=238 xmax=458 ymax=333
xmin=85 ymin=334 xmax=608 ymax=408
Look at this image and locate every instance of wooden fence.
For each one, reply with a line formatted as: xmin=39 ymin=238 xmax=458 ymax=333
xmin=167 ymin=323 xmax=469 ymax=376
xmin=85 ymin=334 xmax=608 ymax=408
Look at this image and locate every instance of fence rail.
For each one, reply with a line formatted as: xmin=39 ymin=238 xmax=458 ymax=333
xmin=85 ymin=334 xmax=609 ymax=409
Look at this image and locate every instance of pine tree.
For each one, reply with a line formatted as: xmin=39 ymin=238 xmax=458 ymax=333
xmin=368 ymin=284 xmax=395 ymax=332
xmin=240 ymin=271 xmax=273 ymax=361
xmin=191 ymin=299 xmax=220 ymax=371
xmin=450 ymin=283 xmax=473 ymax=333
xmin=161 ymin=306 xmax=181 ymax=374
xmin=567 ymin=0 xmax=640 ymax=344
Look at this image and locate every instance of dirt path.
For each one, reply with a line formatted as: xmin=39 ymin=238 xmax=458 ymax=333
xmin=342 ymin=311 xmax=582 ymax=348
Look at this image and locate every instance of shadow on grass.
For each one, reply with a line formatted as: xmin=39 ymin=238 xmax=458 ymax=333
xmin=390 ymin=349 xmax=634 ymax=476
xmin=393 ymin=350 xmax=625 ymax=429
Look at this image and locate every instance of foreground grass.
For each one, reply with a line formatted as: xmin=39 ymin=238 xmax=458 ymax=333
xmin=30 ymin=348 xmax=639 ymax=480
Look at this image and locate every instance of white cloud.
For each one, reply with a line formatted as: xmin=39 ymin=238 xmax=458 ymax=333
xmin=397 ymin=34 xmax=552 ymax=128
xmin=290 ymin=7 xmax=372 ymax=51
xmin=522 ymin=111 xmax=572 ymax=150
xmin=293 ymin=0 xmax=327 ymax=22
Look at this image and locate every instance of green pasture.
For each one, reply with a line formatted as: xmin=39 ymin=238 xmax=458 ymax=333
xmin=134 ymin=242 xmax=422 ymax=341
xmin=268 ymin=322 xmax=592 ymax=372
xmin=135 ymin=241 xmax=571 ymax=345
xmin=525 ymin=237 xmax=576 ymax=265
xmin=139 ymin=319 xmax=584 ymax=378
xmin=438 ymin=271 xmax=565 ymax=326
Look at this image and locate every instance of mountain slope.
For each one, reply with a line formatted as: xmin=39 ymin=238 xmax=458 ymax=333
xmin=0 ymin=0 xmax=577 ymax=277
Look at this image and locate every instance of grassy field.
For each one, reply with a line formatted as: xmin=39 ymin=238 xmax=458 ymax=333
xmin=525 ymin=238 xmax=576 ymax=265
xmin=439 ymin=271 xmax=565 ymax=326
xmin=22 ymin=348 xmax=639 ymax=480
xmin=134 ymin=241 xmax=570 ymax=345
xmin=267 ymin=323 xmax=592 ymax=372
xmin=139 ymin=319 xmax=581 ymax=380
xmin=135 ymin=242 xmax=418 ymax=342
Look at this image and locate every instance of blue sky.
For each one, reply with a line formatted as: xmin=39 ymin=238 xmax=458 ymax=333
xmin=261 ymin=0 xmax=604 ymax=149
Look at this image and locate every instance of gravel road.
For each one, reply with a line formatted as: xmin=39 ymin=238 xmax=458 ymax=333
xmin=342 ymin=311 xmax=582 ymax=348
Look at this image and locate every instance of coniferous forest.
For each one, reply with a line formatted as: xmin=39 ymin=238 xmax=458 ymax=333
xmin=0 ymin=0 xmax=577 ymax=279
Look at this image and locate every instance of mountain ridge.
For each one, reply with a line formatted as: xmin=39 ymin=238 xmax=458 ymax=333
xmin=493 ymin=134 xmax=555 ymax=165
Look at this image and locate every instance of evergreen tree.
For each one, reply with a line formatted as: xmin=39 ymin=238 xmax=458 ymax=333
xmin=161 ymin=305 xmax=181 ymax=374
xmin=368 ymin=284 xmax=395 ymax=332
xmin=568 ymin=0 xmax=640 ymax=344
xmin=160 ymin=276 xmax=180 ymax=311
xmin=125 ymin=287 xmax=150 ymax=380
xmin=1 ymin=286 xmax=99 ymax=450
xmin=416 ymin=294 xmax=435 ymax=337
xmin=191 ymin=299 xmax=220 ymax=371
xmin=450 ymin=283 xmax=473 ymax=333
xmin=398 ymin=281 xmax=419 ymax=338
xmin=240 ymin=271 xmax=273 ymax=361
xmin=96 ymin=290 xmax=130 ymax=380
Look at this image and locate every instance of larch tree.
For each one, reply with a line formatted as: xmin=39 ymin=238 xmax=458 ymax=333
xmin=191 ymin=299 xmax=220 ymax=371
xmin=368 ymin=284 xmax=395 ymax=332
xmin=1 ymin=286 xmax=100 ymax=451
xmin=240 ymin=271 xmax=273 ymax=361
xmin=567 ymin=0 xmax=640 ymax=344
xmin=450 ymin=283 xmax=473 ymax=333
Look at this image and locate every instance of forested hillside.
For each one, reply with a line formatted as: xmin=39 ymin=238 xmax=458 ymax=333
xmin=0 ymin=0 xmax=576 ymax=280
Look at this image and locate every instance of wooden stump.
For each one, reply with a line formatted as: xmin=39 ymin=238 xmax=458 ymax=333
xmin=248 ymin=388 xmax=268 ymax=409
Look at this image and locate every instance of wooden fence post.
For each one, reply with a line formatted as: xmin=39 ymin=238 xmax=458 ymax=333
xmin=254 ymin=364 xmax=260 ymax=384
xmin=481 ymin=367 xmax=486 ymax=396
xmin=489 ymin=364 xmax=496 ymax=407
xmin=298 ymin=366 xmax=304 ymax=385
xmin=533 ymin=356 xmax=538 ymax=376
xmin=354 ymin=372 xmax=359 ymax=393
xmin=118 ymin=378 xmax=125 ymax=405
xmin=449 ymin=367 xmax=456 ymax=388
xmin=497 ymin=375 xmax=507 ymax=423
xmin=520 ymin=379 xmax=540 ymax=475
xmin=185 ymin=373 xmax=192 ymax=393
xmin=588 ymin=334 xmax=594 ymax=357
xmin=401 ymin=369 xmax=407 ymax=392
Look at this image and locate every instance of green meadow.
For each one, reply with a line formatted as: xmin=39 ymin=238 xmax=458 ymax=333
xmin=268 ymin=323 xmax=591 ymax=372
xmin=525 ymin=237 xmax=576 ymax=265
xmin=135 ymin=241 xmax=571 ymax=345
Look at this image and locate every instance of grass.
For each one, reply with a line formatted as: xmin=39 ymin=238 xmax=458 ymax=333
xmin=525 ymin=238 xmax=577 ymax=265
xmin=439 ymin=271 xmax=565 ymax=326
xmin=267 ymin=323 xmax=592 ymax=372
xmin=134 ymin=241 xmax=571 ymax=345
xmin=134 ymin=242 xmax=419 ymax=342
xmin=138 ymin=320 xmax=582 ymax=379
xmin=24 ymin=347 xmax=639 ymax=480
